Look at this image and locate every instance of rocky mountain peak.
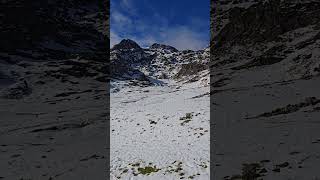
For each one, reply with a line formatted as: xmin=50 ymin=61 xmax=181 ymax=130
xmin=149 ymin=43 xmax=178 ymax=52
xmin=110 ymin=38 xmax=209 ymax=86
xmin=112 ymin=39 xmax=141 ymax=50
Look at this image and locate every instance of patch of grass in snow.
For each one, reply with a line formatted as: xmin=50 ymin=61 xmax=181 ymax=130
xmin=127 ymin=162 xmax=161 ymax=176
xmin=137 ymin=166 xmax=160 ymax=175
xmin=185 ymin=113 xmax=192 ymax=119
xmin=180 ymin=113 xmax=193 ymax=125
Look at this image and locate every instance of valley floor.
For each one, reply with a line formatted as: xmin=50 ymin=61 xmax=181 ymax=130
xmin=110 ymin=80 xmax=210 ymax=180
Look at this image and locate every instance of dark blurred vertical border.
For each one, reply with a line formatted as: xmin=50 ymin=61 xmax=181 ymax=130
xmin=106 ymin=0 xmax=111 ymax=178
xmin=0 ymin=0 xmax=110 ymax=179
xmin=106 ymin=1 xmax=111 ymax=179
xmin=210 ymin=0 xmax=215 ymax=177
xmin=211 ymin=0 xmax=320 ymax=179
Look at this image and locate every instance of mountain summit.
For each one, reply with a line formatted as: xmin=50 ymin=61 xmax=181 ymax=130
xmin=110 ymin=39 xmax=209 ymax=87
xmin=112 ymin=39 xmax=141 ymax=50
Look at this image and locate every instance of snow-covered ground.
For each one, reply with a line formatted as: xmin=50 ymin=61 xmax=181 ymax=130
xmin=110 ymin=80 xmax=210 ymax=180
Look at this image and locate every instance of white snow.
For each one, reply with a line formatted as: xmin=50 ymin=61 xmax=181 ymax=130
xmin=110 ymin=80 xmax=210 ymax=180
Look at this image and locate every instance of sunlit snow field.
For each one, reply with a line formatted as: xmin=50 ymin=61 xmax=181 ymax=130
xmin=110 ymin=80 xmax=210 ymax=179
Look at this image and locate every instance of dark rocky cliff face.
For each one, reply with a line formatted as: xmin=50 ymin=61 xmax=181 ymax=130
xmin=0 ymin=0 xmax=109 ymax=62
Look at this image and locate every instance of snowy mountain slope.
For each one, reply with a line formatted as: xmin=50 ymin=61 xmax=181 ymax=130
xmin=111 ymin=81 xmax=210 ymax=180
xmin=211 ymin=0 xmax=320 ymax=179
xmin=110 ymin=40 xmax=210 ymax=179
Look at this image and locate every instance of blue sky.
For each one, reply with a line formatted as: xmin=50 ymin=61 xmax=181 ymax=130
xmin=110 ymin=0 xmax=210 ymax=50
